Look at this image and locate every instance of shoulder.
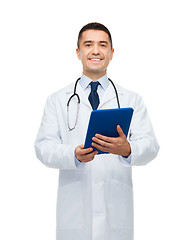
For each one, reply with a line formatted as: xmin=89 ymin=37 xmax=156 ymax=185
xmin=111 ymin=81 xmax=145 ymax=108
xmin=114 ymin=82 xmax=141 ymax=99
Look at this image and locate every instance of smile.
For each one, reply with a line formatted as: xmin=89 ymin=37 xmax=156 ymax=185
xmin=88 ymin=58 xmax=102 ymax=62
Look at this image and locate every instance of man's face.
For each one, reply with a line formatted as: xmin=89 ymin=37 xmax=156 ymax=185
xmin=76 ymin=30 xmax=114 ymax=79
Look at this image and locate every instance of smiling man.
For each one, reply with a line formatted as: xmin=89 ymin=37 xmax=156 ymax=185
xmin=35 ymin=22 xmax=159 ymax=240
xmin=76 ymin=29 xmax=114 ymax=80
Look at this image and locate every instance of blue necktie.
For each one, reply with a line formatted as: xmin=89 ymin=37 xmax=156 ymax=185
xmin=88 ymin=81 xmax=100 ymax=110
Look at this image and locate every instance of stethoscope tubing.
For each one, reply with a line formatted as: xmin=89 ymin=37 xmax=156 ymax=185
xmin=67 ymin=78 xmax=120 ymax=131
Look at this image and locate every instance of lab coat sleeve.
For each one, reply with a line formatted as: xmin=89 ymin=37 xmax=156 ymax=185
xmin=34 ymin=95 xmax=80 ymax=170
xmin=120 ymin=94 xmax=159 ymax=166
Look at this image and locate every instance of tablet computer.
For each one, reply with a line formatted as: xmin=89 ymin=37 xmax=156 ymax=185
xmin=84 ymin=108 xmax=134 ymax=154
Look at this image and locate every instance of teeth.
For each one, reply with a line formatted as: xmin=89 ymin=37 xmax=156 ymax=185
xmin=90 ymin=59 xmax=101 ymax=61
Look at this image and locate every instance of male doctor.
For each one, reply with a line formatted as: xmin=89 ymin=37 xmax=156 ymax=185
xmin=35 ymin=22 xmax=159 ymax=240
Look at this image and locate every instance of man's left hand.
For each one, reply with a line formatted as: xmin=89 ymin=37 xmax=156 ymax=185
xmin=92 ymin=125 xmax=131 ymax=157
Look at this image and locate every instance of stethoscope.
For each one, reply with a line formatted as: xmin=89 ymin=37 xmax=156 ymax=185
xmin=67 ymin=78 xmax=120 ymax=131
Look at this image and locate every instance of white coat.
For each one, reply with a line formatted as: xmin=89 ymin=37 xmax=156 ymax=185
xmin=35 ymin=80 xmax=159 ymax=240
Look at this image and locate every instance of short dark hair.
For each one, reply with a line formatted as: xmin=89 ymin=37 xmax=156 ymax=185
xmin=77 ymin=22 xmax=113 ymax=49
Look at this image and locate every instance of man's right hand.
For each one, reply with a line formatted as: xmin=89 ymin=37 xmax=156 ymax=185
xmin=75 ymin=144 xmax=98 ymax=162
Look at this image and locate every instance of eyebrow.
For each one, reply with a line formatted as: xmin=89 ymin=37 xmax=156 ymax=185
xmin=83 ymin=40 xmax=109 ymax=45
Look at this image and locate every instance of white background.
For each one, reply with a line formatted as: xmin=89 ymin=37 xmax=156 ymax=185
xmin=0 ymin=0 xmax=191 ymax=239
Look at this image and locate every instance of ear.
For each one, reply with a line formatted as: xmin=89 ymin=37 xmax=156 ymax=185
xmin=76 ymin=48 xmax=81 ymax=60
xmin=110 ymin=48 xmax=114 ymax=61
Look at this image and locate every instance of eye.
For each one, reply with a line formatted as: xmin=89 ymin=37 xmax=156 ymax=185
xmin=100 ymin=44 xmax=107 ymax=48
xmin=85 ymin=44 xmax=92 ymax=47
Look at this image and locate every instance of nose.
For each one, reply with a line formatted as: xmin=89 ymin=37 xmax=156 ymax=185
xmin=91 ymin=44 xmax=100 ymax=55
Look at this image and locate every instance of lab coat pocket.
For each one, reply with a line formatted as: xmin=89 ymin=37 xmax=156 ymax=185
xmin=57 ymin=180 xmax=84 ymax=229
xmin=108 ymin=180 xmax=133 ymax=228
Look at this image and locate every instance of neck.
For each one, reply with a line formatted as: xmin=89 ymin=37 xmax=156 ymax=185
xmin=83 ymin=70 xmax=107 ymax=81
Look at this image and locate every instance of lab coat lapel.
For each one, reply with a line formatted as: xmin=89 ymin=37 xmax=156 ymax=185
xmin=99 ymin=82 xmax=122 ymax=109
xmin=65 ymin=82 xmax=91 ymax=109
xmin=76 ymin=82 xmax=92 ymax=109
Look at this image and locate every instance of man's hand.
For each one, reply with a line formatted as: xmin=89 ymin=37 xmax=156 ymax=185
xmin=75 ymin=144 xmax=98 ymax=162
xmin=92 ymin=125 xmax=131 ymax=157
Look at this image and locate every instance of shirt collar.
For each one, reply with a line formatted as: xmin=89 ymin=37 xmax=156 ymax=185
xmin=79 ymin=74 xmax=109 ymax=91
